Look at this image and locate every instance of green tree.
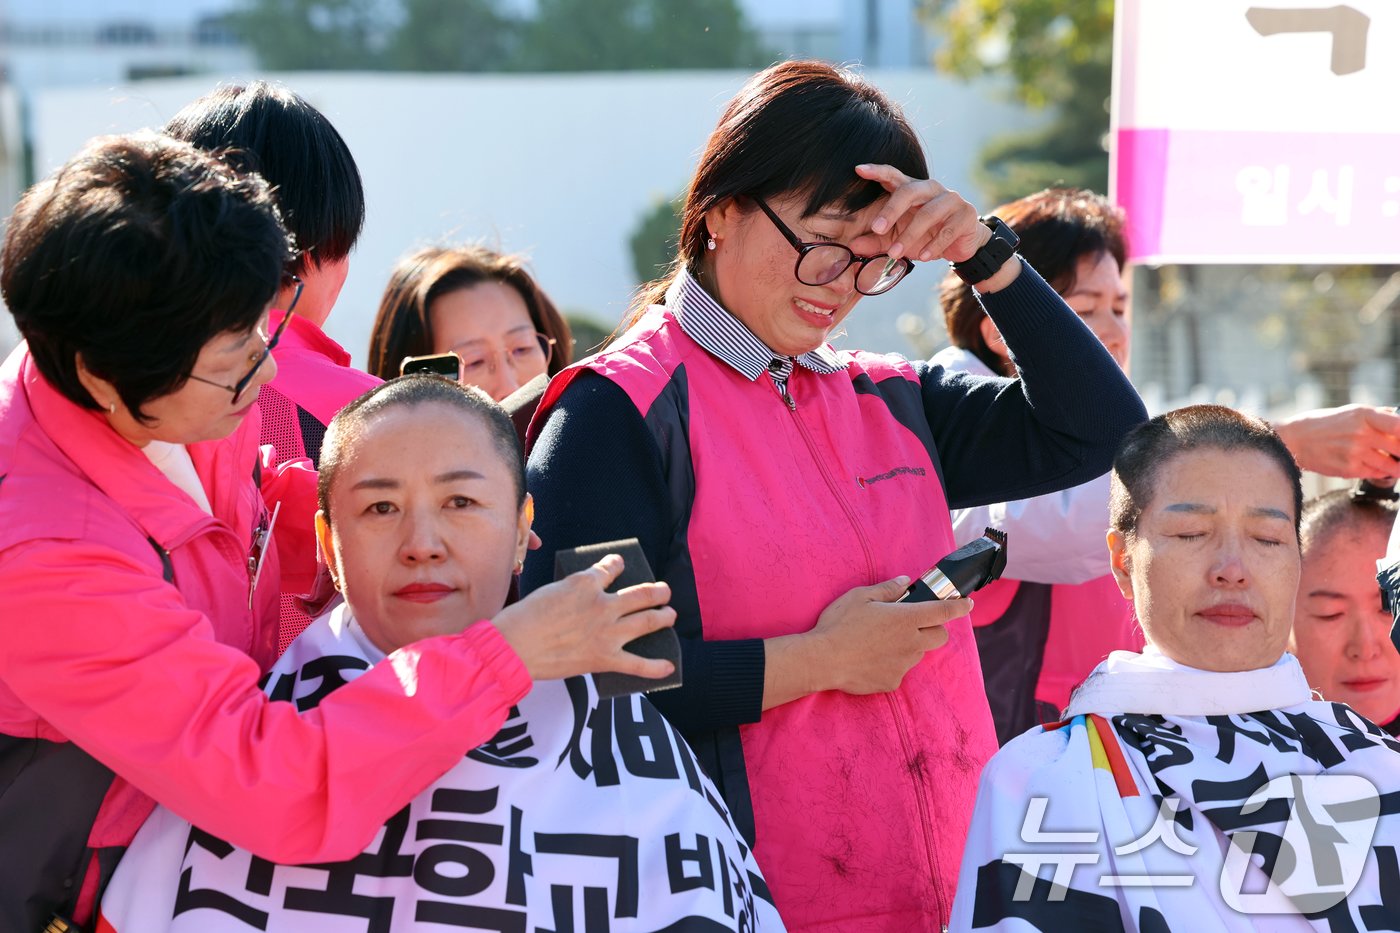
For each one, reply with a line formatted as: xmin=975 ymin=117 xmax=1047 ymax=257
xmin=233 ymin=0 xmax=767 ymax=73
xmin=564 ymin=312 xmax=615 ymax=356
xmin=384 ymin=0 xmax=519 ymax=72
xmin=229 ymin=0 xmax=394 ymax=70
xmin=920 ymin=0 xmax=1114 ymax=203
xmin=629 ymin=193 xmax=683 ymax=285
xmin=517 ymin=0 xmax=770 ymax=72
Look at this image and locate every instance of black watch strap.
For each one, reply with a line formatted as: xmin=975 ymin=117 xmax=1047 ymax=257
xmin=951 ymin=215 xmax=1020 ymax=285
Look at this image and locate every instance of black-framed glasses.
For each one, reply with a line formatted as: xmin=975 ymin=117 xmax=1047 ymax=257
xmin=752 ymin=196 xmax=913 ymax=296
xmin=188 ymin=274 xmax=303 ymax=404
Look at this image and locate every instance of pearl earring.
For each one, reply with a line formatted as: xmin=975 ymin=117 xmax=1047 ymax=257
xmin=108 ymin=401 xmax=117 ymax=414
xmin=706 ymin=236 xmax=716 ymax=251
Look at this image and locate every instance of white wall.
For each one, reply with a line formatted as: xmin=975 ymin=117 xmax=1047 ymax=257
xmin=31 ymin=69 xmax=1037 ymax=364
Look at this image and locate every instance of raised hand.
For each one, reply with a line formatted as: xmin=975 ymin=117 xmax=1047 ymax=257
xmin=851 ymin=163 xmax=989 ymax=264
xmin=1274 ymin=405 xmax=1400 ymax=480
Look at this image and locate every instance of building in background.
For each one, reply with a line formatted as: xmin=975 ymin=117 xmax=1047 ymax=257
xmin=741 ymin=0 xmax=934 ymax=67
xmin=0 ymin=0 xmax=255 ymax=350
xmin=30 ymin=70 xmax=1036 ymax=366
xmin=1 ymin=0 xmax=252 ymax=89
xmin=19 ymin=0 xmax=1381 ymax=429
xmin=0 ymin=0 xmax=966 ymax=358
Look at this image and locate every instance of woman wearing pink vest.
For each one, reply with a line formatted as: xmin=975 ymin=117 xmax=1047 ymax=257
xmin=0 ymin=133 xmax=675 ymax=930
xmin=522 ymin=62 xmax=1147 ymax=931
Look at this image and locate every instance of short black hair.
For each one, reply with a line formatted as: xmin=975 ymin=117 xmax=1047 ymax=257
xmin=165 ymin=81 xmax=365 ymax=274
xmin=318 ymin=374 xmax=525 ymax=519
xmin=2 ymin=132 xmax=293 ymax=421
xmin=1109 ymin=404 xmax=1303 ymax=542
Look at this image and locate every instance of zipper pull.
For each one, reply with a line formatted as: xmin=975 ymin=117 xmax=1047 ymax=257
xmin=783 ymin=393 xmax=796 ymax=412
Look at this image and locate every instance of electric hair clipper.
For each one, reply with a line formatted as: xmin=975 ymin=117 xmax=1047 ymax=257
xmin=898 ymin=527 xmax=1008 ymax=603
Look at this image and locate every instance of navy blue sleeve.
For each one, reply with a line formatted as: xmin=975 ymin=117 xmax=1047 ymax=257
xmin=522 ymin=371 xmax=766 ymax=733
xmin=920 ymin=258 xmax=1148 ymax=510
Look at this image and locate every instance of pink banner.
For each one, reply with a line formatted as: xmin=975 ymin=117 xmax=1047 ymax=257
xmin=1115 ymin=128 xmax=1400 ymax=262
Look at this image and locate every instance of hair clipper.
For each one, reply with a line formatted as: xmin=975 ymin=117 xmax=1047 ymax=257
xmin=898 ymin=528 xmax=1008 ymax=603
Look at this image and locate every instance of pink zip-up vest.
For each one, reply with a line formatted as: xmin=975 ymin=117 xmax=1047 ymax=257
xmin=538 ymin=307 xmax=999 ymax=930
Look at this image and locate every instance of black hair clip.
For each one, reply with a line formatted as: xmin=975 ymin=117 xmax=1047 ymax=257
xmin=899 ymin=528 xmax=1008 ymax=603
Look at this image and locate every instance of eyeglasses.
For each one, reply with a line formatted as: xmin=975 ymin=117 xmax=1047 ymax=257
xmin=187 ymin=274 xmax=303 ymax=405
xmin=450 ymin=332 xmax=556 ymax=382
xmin=751 ymin=196 xmax=914 ymax=296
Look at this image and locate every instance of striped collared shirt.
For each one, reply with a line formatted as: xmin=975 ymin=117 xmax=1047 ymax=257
xmin=665 ymin=268 xmax=843 ymax=400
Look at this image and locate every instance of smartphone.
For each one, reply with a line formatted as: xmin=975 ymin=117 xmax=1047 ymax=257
xmin=399 ymin=351 xmax=462 ymax=380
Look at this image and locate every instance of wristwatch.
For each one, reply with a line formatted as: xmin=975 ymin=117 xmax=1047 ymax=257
xmin=951 ymin=216 xmax=1020 ymax=285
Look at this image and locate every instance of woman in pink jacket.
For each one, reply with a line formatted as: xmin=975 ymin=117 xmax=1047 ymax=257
xmin=0 ymin=132 xmax=675 ymax=931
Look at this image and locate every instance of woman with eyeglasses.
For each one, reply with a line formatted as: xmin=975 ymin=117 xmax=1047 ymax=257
xmin=521 ymin=61 xmax=1146 ymax=931
xmin=366 ymin=245 xmax=572 ymax=404
xmin=0 ymin=134 xmax=675 ymax=931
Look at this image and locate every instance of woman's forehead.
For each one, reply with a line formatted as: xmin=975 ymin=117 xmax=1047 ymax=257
xmin=1143 ymin=447 xmax=1295 ymax=512
xmin=337 ymin=403 xmax=507 ymax=481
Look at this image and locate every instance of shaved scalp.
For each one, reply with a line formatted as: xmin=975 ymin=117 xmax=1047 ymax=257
xmin=1300 ymin=486 xmax=1398 ymax=557
xmin=318 ymin=374 xmax=524 ymax=519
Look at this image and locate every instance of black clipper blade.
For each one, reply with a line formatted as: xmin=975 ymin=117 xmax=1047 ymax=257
xmin=899 ymin=526 xmax=1008 ymax=604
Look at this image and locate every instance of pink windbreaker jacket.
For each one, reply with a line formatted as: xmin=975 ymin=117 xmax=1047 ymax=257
xmin=0 ymin=346 xmax=530 ymax=926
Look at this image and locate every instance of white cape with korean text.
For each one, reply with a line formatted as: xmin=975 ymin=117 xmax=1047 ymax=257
xmin=98 ymin=604 xmax=783 ymax=932
xmin=949 ymin=649 xmax=1400 ymax=931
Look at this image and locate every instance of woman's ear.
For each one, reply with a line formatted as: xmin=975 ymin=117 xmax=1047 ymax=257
xmin=314 ymin=511 xmax=339 ymax=589
xmin=515 ymin=494 xmax=535 ymax=568
xmin=703 ymin=197 xmax=743 ymax=247
xmin=1107 ymin=529 xmax=1135 ymax=602
xmin=74 ymin=353 xmax=119 ymax=413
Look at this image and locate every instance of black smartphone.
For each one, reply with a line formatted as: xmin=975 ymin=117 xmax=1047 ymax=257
xmin=399 ymin=351 xmax=462 ymax=380
xmin=553 ymin=538 xmax=682 ymax=698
